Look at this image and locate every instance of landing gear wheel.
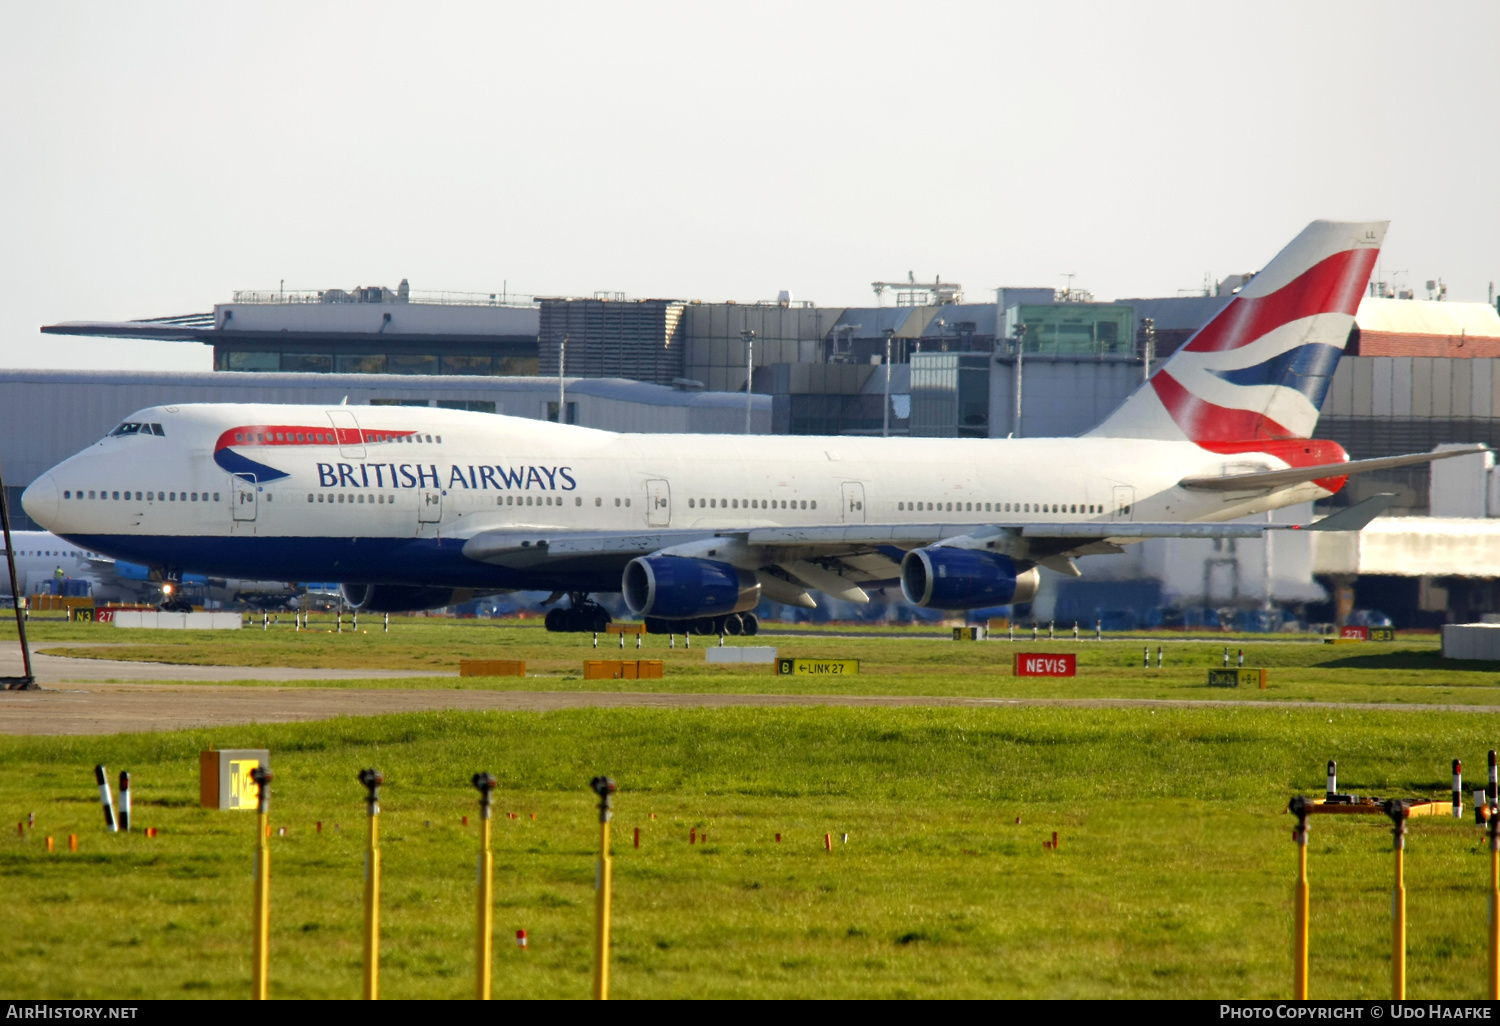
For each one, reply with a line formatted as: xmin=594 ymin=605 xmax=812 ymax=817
xmin=722 ymin=613 xmax=744 ymax=636
xmin=589 ymin=608 xmax=610 ymax=632
xmin=741 ymin=612 xmax=759 ymax=636
xmin=544 ymin=607 xmax=567 ymax=632
xmin=692 ymin=617 xmax=715 ymax=636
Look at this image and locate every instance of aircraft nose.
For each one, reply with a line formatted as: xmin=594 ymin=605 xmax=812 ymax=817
xmin=20 ymin=474 xmax=59 ymax=528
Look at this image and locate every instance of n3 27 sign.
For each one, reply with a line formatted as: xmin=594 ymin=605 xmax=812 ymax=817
xmin=1012 ymin=653 xmax=1077 ymax=677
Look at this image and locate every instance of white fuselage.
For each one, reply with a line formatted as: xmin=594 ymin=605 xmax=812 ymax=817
xmin=21 ymin=403 xmax=1332 ymax=590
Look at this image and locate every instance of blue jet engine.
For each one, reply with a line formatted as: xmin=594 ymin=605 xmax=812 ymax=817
xmin=622 ymin=556 xmax=760 ymax=620
xmin=899 ymin=548 xmax=1040 ymax=609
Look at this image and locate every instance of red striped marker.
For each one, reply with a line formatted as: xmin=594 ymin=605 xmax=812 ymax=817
xmin=633 ymin=827 xmax=640 ymax=849
xmin=516 ymin=930 xmax=527 ymax=949
xmin=824 ymin=833 xmax=832 ymax=852
xmin=1454 ymin=759 xmax=1464 ymax=819
xmin=1482 ymin=750 xmax=1494 ymax=816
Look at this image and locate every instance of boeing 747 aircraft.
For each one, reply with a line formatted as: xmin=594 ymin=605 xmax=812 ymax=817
xmin=21 ymin=221 xmax=1474 ymax=633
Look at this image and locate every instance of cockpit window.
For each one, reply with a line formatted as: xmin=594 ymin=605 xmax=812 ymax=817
xmin=108 ymin=422 xmax=165 ymax=438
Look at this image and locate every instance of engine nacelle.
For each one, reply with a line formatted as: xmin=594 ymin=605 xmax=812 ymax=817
xmin=622 ymin=556 xmax=760 ymax=620
xmin=341 ymin=584 xmax=476 ymax=613
xmin=900 ymin=548 xmax=1040 ymax=609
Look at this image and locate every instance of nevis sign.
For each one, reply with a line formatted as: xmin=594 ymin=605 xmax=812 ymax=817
xmin=1013 ymin=653 xmax=1077 ymax=677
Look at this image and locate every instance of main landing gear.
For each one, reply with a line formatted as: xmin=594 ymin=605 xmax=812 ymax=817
xmin=544 ymin=594 xmax=612 ymax=633
xmin=643 ymin=613 xmax=759 ymax=637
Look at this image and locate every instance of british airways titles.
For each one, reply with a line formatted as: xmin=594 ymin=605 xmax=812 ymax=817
xmin=315 ymin=462 xmax=578 ymax=492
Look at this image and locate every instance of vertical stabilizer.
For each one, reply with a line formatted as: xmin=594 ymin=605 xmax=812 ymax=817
xmin=1089 ymin=220 xmax=1386 ymax=442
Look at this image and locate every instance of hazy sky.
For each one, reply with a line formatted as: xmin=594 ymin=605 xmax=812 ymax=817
xmin=2 ymin=1 xmax=1496 ymax=372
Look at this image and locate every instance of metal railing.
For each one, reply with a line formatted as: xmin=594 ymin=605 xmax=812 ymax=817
xmin=230 ymin=289 xmax=537 ymax=308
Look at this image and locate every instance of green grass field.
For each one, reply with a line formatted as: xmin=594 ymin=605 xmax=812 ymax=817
xmin=3 ymin=705 xmax=1498 ymax=1000
xmin=5 ymin=618 xmax=1500 ymax=999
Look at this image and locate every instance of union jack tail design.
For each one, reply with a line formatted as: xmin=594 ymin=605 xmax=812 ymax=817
xmin=1090 ymin=220 xmax=1386 ymax=443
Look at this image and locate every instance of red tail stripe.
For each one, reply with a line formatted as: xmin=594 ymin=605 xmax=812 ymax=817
xmin=1184 ymin=248 xmax=1378 ymax=354
xmin=1151 ymin=371 xmax=1295 ymax=442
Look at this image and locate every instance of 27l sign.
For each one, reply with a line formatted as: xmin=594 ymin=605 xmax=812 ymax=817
xmin=1013 ymin=653 xmax=1077 ymax=677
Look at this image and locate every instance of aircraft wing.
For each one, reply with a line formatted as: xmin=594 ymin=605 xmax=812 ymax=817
xmin=1178 ymin=447 xmax=1485 ymax=492
xmin=459 ymin=493 xmax=1397 ymax=602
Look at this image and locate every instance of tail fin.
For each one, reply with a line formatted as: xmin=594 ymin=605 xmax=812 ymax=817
xmin=1089 ymin=220 xmax=1386 ymax=442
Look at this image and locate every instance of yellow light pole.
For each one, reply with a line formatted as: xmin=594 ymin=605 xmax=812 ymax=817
xmin=590 ymin=775 xmax=617 ymax=1000
xmin=1288 ymin=796 xmax=1311 ymax=1000
xmin=472 ymin=772 xmax=497 ymax=1001
xmin=1490 ymin=750 xmax=1499 ymax=1000
xmin=1384 ymin=799 xmax=1409 ymax=1001
xmin=358 ymin=768 xmax=384 ymax=1000
xmin=1488 ymin=796 xmax=1498 ymax=1000
xmin=251 ymin=767 xmax=273 ymax=1001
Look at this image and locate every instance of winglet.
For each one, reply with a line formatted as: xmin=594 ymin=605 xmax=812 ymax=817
xmin=1299 ymin=493 xmax=1398 ymax=532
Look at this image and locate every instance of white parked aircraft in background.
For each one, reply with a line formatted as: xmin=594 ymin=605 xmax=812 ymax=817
xmin=0 ymin=529 xmax=302 ymax=611
xmin=22 ymin=221 xmax=1476 ymax=633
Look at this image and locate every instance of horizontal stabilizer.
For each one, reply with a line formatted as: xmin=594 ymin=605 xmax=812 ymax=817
xmin=1300 ymin=493 xmax=1398 ymax=532
xmin=1178 ymin=447 xmax=1486 ymax=492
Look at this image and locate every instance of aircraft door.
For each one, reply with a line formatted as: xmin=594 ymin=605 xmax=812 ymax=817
xmin=646 ymin=479 xmax=670 ymax=527
xmin=1111 ymin=485 xmax=1135 ymax=521
xmin=232 ymin=475 xmax=258 ymax=522
xmin=326 ymin=409 xmax=366 ymax=459
xmin=418 ymin=489 xmax=443 ymax=523
xmin=840 ymin=482 xmax=866 ymax=524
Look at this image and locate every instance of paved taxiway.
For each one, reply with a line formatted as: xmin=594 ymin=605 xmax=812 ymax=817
xmin=4 ymin=647 xmax=1497 ymax=736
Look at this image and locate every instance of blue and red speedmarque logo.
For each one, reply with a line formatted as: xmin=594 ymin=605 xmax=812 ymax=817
xmin=213 ymin=424 xmax=415 ymax=482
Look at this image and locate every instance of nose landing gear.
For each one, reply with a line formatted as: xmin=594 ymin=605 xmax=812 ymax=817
xmin=156 ymin=570 xmax=193 ymax=613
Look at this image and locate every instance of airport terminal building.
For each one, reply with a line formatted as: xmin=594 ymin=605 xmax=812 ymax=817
xmin=15 ymin=276 xmax=1500 ymax=627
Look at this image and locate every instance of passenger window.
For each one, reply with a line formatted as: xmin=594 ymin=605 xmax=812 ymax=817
xmin=338 ymin=494 xmax=345 ymax=503
xmin=575 ymin=497 xmax=582 ymax=506
xmin=810 ymin=501 xmax=816 ymax=510
xmin=318 ymin=494 xmax=324 ymax=503
xmin=213 ymin=492 xmax=220 ymax=502
xmin=614 ymin=498 xmax=620 ymax=507
xmin=308 ymin=494 xmax=314 ymax=502
xmin=689 ymin=499 xmax=695 ymax=508
xmin=625 ymin=498 xmax=631 ymax=507
xmin=595 ymin=497 xmax=602 ymax=506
